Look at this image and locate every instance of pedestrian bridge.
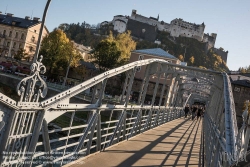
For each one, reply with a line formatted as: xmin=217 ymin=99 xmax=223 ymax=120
xmin=0 ymin=58 xmax=249 ymax=167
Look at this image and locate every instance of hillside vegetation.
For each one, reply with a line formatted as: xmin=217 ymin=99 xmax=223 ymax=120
xmin=58 ymin=23 xmax=229 ymax=72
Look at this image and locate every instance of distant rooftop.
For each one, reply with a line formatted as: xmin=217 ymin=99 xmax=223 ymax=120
xmin=133 ymin=48 xmax=177 ymax=59
xmin=0 ymin=13 xmax=41 ymax=29
xmin=79 ymin=60 xmax=96 ymax=70
xmin=229 ymin=74 xmax=250 ymax=88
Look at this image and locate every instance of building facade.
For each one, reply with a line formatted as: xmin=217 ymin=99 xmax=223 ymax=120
xmin=229 ymin=73 xmax=250 ymax=127
xmin=203 ymin=33 xmax=217 ymax=50
xmin=129 ymin=48 xmax=180 ymax=105
xmin=0 ymin=12 xmax=49 ymax=62
xmin=169 ymin=18 xmax=205 ymax=41
xmin=72 ymin=41 xmax=92 ymax=62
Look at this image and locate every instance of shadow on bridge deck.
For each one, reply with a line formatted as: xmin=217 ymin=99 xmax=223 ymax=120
xmin=67 ymin=118 xmax=203 ymax=167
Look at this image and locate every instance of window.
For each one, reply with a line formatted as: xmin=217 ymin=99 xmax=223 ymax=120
xmin=138 ymin=55 xmax=144 ymax=60
xmin=15 ymin=32 xmax=18 ymax=38
xmin=13 ymin=42 xmax=16 ymax=48
xmin=9 ymin=31 xmax=12 ymax=37
xmin=234 ymin=87 xmax=240 ymax=92
xmin=31 ymin=36 xmax=35 ymax=42
xmin=7 ymin=42 xmax=10 ymax=47
xmin=29 ymin=46 xmax=33 ymax=52
xmin=19 ymin=44 xmax=22 ymax=49
xmin=34 ymin=30 xmax=37 ymax=33
xmin=3 ymin=30 xmax=6 ymax=35
xmin=136 ymin=55 xmax=144 ymax=72
xmin=21 ymin=33 xmax=24 ymax=40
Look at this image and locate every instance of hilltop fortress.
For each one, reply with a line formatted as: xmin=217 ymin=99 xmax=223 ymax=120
xmin=101 ymin=10 xmax=228 ymax=62
xmin=111 ymin=10 xmax=216 ymax=49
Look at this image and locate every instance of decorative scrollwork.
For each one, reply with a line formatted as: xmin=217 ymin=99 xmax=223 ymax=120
xmin=16 ymin=55 xmax=48 ymax=102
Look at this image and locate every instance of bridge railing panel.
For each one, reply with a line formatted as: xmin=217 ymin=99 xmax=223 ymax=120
xmin=26 ymin=107 xmax=184 ymax=166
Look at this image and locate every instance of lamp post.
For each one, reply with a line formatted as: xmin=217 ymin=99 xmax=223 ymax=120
xmin=33 ymin=0 xmax=51 ymax=63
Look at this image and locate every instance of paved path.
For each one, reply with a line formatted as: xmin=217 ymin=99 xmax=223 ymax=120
xmin=69 ymin=118 xmax=203 ymax=167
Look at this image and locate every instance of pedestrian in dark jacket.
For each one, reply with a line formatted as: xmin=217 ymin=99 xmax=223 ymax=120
xmin=192 ymin=105 xmax=197 ymax=120
xmin=184 ymin=104 xmax=190 ymax=118
xmin=197 ymin=107 xmax=203 ymax=120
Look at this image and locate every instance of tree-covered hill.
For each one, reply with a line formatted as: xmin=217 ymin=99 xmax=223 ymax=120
xmin=57 ymin=22 xmax=229 ymax=72
xmin=137 ymin=31 xmax=229 ymax=72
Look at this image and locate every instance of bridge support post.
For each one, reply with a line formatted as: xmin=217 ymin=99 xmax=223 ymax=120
xmin=96 ymin=79 xmax=107 ymax=151
xmin=96 ymin=111 xmax=102 ymax=151
xmin=158 ymin=73 xmax=168 ymax=107
xmin=170 ymin=75 xmax=181 ymax=107
xmin=91 ymin=85 xmax=97 ymax=103
xmin=150 ymin=64 xmax=162 ymax=127
xmin=24 ymin=110 xmax=46 ymax=166
xmin=138 ymin=64 xmax=152 ymax=105
xmin=120 ymin=71 xmax=129 ymax=104
xmin=164 ymin=74 xmax=176 ymax=107
xmin=41 ymin=119 xmax=53 ymax=167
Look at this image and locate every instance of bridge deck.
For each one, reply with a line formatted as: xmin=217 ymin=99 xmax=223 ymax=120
xmin=68 ymin=118 xmax=203 ymax=167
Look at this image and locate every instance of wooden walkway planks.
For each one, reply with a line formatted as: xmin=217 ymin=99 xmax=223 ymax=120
xmin=68 ymin=118 xmax=203 ymax=167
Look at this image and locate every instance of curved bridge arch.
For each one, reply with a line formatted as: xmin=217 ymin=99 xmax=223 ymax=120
xmin=0 ymin=58 xmax=244 ymax=167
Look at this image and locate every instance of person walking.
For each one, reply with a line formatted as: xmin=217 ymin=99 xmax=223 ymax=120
xmin=192 ymin=105 xmax=197 ymax=120
xmin=184 ymin=104 xmax=190 ymax=118
xmin=197 ymin=106 xmax=203 ymax=120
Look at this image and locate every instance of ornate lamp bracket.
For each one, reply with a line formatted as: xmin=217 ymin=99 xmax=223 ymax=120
xmin=16 ymin=55 xmax=48 ymax=103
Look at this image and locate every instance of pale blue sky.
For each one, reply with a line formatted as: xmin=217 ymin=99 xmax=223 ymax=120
xmin=1 ymin=0 xmax=249 ymax=71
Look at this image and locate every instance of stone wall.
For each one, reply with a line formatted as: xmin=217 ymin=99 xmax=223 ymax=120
xmin=127 ymin=19 xmax=157 ymax=42
xmin=212 ymin=47 xmax=228 ymax=63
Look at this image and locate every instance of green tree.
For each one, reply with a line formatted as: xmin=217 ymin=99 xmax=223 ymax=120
xmin=13 ymin=48 xmax=28 ymax=61
xmin=75 ymin=65 xmax=87 ymax=81
xmin=39 ymin=29 xmax=81 ymax=76
xmin=93 ymin=40 xmax=121 ymax=71
xmin=106 ymin=31 xmax=136 ymax=65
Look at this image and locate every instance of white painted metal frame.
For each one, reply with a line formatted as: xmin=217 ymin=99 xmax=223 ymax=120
xmin=0 ymin=58 xmax=244 ymax=167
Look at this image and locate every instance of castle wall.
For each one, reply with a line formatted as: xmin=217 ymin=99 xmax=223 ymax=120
xmin=113 ymin=20 xmax=127 ymax=33
xmin=127 ymin=19 xmax=157 ymax=42
xmin=169 ymin=18 xmax=205 ymax=41
xmin=212 ymin=47 xmax=228 ymax=63
xmin=112 ymin=10 xmax=218 ymax=47
xmin=112 ymin=16 xmax=128 ymax=33
xmin=203 ymin=33 xmax=216 ymax=49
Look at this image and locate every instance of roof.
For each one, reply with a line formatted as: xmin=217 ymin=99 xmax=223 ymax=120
xmin=80 ymin=60 xmax=96 ymax=70
xmin=133 ymin=48 xmax=177 ymax=59
xmin=229 ymin=74 xmax=250 ymax=88
xmin=0 ymin=14 xmax=40 ymax=29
